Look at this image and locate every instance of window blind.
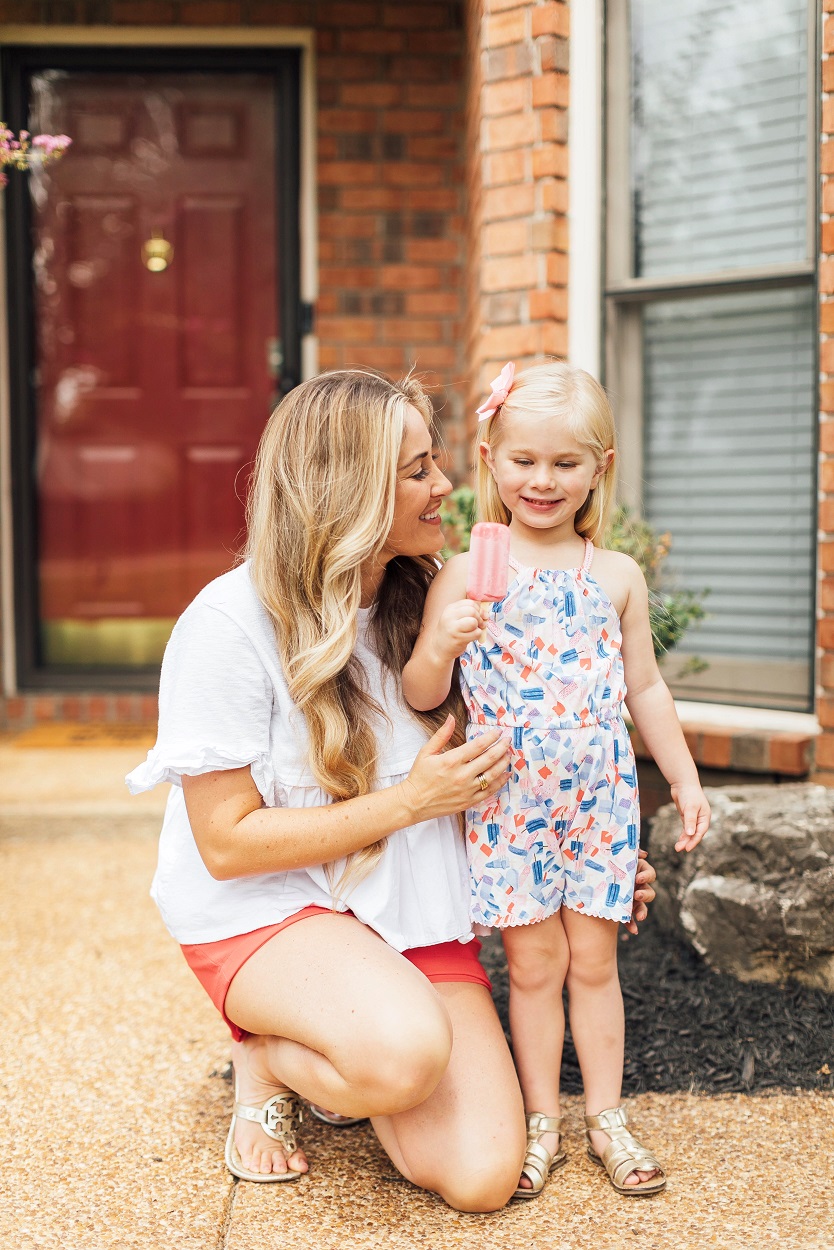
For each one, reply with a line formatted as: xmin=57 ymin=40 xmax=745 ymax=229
xmin=630 ymin=0 xmax=809 ymax=277
xmin=642 ymin=287 xmax=816 ymax=709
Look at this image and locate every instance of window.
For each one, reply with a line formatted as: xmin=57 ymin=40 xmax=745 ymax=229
xmin=605 ymin=0 xmax=817 ymax=710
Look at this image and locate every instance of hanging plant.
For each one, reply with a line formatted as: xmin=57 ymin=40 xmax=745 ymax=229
xmin=0 ymin=125 xmax=71 ymax=186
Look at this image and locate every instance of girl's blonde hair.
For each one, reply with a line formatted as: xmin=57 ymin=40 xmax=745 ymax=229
xmin=246 ymin=370 xmax=464 ymax=894
xmin=475 ymin=361 xmax=617 ymax=544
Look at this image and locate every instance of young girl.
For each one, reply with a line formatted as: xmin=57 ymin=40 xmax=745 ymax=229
xmin=402 ymin=361 xmax=710 ymax=1200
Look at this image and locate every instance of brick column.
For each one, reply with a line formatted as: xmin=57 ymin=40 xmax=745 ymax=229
xmin=818 ymin=2 xmax=834 ymax=780
xmin=463 ymin=0 xmax=569 ymax=419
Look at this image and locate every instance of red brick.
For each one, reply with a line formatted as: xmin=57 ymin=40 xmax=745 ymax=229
xmin=319 ymin=214 xmax=376 ymax=240
xmin=484 ymin=181 xmax=536 ymax=221
xmin=406 ymin=239 xmax=460 ymax=264
xmin=341 ymin=30 xmax=406 ymax=53
xmin=821 ymin=339 xmax=834 ymax=375
xmin=819 ymin=653 xmax=834 ymax=688
xmin=825 ymin=13 xmax=834 ymax=53
xmin=385 ymin=320 xmax=443 ymax=343
xmin=486 ymin=147 xmax=527 ymax=186
xmin=405 ymin=291 xmax=460 ymax=316
xmin=540 ymin=320 xmax=568 ymax=357
xmin=318 ymin=109 xmax=377 ymax=134
xmin=824 ymin=97 xmax=834 ymax=137
xmin=484 ymin=77 xmax=530 ymax=117
xmin=341 ymin=83 xmax=403 ymax=107
xmin=546 ymin=251 xmax=569 ymax=286
xmin=812 ymin=732 xmax=834 ymax=770
xmin=822 ymin=141 xmax=834 ymax=177
xmin=532 ymin=73 xmax=570 ymax=109
xmin=390 ymin=54 xmax=463 ymax=81
xmin=820 ymin=500 xmax=834 ymax=532
xmin=111 ymin=0 xmax=176 ymax=19
xmin=539 ymin=34 xmax=570 ymax=74
xmin=339 ymin=187 xmax=409 ymax=210
xmin=382 ymin=110 xmax=447 ymax=134
xmin=532 ymin=142 xmax=568 ymax=179
xmin=768 ymin=733 xmax=813 ymax=776
xmin=541 ymin=178 xmax=569 ymax=213
xmin=318 ymin=161 xmax=378 ymax=186
xmin=379 ymin=264 xmax=443 ymax=290
xmin=529 ymin=287 xmax=568 ymax=320
xmin=698 ymin=729 xmax=733 ymax=770
xmin=316 ymin=317 xmax=379 ymax=344
xmin=180 ymin=1 xmax=241 ymax=20
xmin=483 ymin=253 xmax=538 ymax=293
xmin=818 ymin=696 xmax=834 ymax=729
xmin=824 ymin=59 xmax=834 ymax=93
xmin=382 ymin=2 xmax=450 ymax=28
xmin=822 ymin=541 xmax=834 ymax=573
xmin=404 ymin=83 xmax=462 ymax=107
xmin=486 ymin=112 xmax=538 ymax=151
xmin=820 ymin=458 xmax=834 ymax=493
xmin=383 ymin=163 xmax=445 ymax=187
xmin=409 ymin=136 xmax=460 ymax=160
xmin=822 ymin=301 xmax=834 ymax=334
xmin=532 ymin=2 xmax=569 ymax=38
xmin=319 ymin=265 xmax=378 ymax=289
xmin=819 ymin=575 xmax=834 ymax=610
xmin=487 ymin=8 xmax=528 ymax=48
xmin=539 ymin=106 xmax=569 ymax=143
xmin=317 ymin=137 xmax=338 ymax=161
xmin=317 ymin=54 xmax=371 ymax=81
xmin=318 ymin=2 xmax=379 ymax=25
xmin=484 ymin=219 xmax=528 ymax=256
xmin=486 ymin=43 xmax=536 ymax=83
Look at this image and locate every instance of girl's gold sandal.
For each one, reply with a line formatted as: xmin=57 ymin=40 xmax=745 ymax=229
xmin=584 ymin=1106 xmax=666 ymax=1196
xmin=513 ymin=1112 xmax=566 ymax=1199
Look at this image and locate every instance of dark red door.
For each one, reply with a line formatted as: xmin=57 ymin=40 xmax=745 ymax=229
xmin=31 ymin=71 xmax=281 ymax=667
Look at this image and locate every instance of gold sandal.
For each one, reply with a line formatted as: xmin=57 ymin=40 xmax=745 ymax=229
xmin=225 ymin=1069 xmax=305 ymax=1183
xmin=513 ymin=1112 xmax=566 ymax=1199
xmin=584 ymin=1106 xmax=666 ymax=1196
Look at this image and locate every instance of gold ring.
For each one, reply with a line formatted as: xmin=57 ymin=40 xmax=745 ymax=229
xmin=476 ymin=772 xmax=488 ymax=792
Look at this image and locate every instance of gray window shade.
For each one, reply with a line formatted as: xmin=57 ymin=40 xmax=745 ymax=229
xmin=642 ymin=288 xmax=815 ymax=710
xmin=631 ymin=0 xmax=809 ymax=277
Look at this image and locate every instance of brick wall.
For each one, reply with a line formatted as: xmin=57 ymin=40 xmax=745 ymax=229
xmin=0 ymin=0 xmax=467 ymax=723
xmin=463 ymin=0 xmax=569 ymax=416
xmin=818 ymin=0 xmax=834 ymax=781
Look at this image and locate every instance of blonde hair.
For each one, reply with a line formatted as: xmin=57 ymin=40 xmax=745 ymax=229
xmin=475 ymin=362 xmax=617 ymax=544
xmin=246 ymin=370 xmax=464 ymax=895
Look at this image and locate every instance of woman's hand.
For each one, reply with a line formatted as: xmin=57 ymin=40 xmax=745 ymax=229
xmin=623 ymin=849 xmax=657 ymax=937
xmin=398 ymin=715 xmax=510 ymax=824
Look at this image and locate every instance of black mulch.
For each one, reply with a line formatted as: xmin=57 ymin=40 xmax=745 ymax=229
xmin=479 ymin=918 xmax=834 ymax=1096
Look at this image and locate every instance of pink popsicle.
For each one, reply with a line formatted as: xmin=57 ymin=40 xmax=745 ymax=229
xmin=467 ymin=522 xmax=511 ymax=603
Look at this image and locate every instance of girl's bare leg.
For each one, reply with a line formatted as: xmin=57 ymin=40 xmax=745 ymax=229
xmin=560 ymin=909 xmax=658 ymax=1185
xmin=371 ymin=982 xmax=526 ymax=1212
xmin=223 ymin=913 xmax=454 ymax=1178
xmin=500 ymin=912 xmax=571 ymax=1189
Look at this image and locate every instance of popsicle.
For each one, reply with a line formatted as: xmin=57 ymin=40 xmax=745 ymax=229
xmin=466 ymin=521 xmax=511 ymax=642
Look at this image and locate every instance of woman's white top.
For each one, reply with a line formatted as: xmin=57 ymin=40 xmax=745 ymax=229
xmin=126 ymin=563 xmax=473 ymax=949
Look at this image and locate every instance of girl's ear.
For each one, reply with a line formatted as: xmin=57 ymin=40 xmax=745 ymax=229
xmin=479 ymin=440 xmax=496 ymax=473
xmin=591 ymin=448 xmax=615 ymax=487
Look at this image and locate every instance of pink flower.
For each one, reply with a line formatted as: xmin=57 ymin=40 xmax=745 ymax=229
xmin=475 ymin=361 xmax=516 ymax=422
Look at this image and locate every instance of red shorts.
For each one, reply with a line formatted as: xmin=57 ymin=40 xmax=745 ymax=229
xmin=180 ymin=906 xmax=491 ymax=1042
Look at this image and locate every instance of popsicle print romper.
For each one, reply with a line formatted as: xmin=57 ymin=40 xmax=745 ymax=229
xmin=460 ymin=540 xmax=639 ymax=929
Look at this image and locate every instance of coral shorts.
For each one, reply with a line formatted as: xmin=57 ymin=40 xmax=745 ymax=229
xmin=181 ymin=905 xmax=491 ymax=1042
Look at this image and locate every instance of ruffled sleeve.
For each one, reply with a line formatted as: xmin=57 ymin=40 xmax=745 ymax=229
xmin=125 ymin=600 xmax=277 ymax=803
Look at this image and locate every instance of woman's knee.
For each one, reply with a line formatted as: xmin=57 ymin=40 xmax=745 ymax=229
xmin=432 ymin=1155 xmax=520 ymax=1213
xmin=342 ymin=997 xmax=453 ymax=1113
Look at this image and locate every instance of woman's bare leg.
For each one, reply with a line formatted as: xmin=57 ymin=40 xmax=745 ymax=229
xmin=500 ymin=912 xmax=571 ymax=1189
xmin=561 ymin=909 xmax=658 ymax=1185
xmin=223 ymin=913 xmax=454 ymax=1177
xmin=372 ymin=982 xmax=526 ymax=1213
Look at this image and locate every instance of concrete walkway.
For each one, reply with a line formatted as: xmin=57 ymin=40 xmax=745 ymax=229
xmin=1 ymin=728 xmax=832 ymax=1250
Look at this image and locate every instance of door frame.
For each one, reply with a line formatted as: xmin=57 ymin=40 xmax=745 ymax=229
xmin=0 ymin=26 xmax=315 ymax=693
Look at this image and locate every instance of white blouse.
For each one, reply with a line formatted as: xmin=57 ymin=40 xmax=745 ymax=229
xmin=126 ymin=563 xmax=474 ymax=949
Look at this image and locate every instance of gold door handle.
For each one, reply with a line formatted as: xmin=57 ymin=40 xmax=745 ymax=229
xmin=142 ymin=229 xmax=174 ymax=272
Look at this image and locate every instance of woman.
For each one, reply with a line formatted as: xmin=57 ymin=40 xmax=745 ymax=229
xmin=128 ymin=370 xmax=657 ymax=1212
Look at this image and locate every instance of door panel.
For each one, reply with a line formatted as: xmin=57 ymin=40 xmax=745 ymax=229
xmin=30 ymin=71 xmax=280 ymax=667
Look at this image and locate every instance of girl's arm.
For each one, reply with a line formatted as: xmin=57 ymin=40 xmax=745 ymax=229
xmin=182 ymin=714 xmax=510 ymax=879
xmin=618 ymin=559 xmax=710 ymax=853
xmin=401 ymin=554 xmax=484 ymax=711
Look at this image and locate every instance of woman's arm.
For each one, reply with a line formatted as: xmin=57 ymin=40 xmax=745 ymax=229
xmin=183 ymin=714 xmax=510 ymax=880
xmin=619 ymin=559 xmax=710 ymax=853
xmin=402 ymin=555 xmax=483 ymax=711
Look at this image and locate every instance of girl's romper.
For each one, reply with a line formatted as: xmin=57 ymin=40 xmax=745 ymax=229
xmin=460 ymin=539 xmax=640 ymax=929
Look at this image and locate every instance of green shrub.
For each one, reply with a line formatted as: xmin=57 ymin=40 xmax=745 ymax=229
xmin=439 ymin=488 xmax=707 ymax=660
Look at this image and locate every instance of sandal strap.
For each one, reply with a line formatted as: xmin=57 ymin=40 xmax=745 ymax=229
xmin=584 ymin=1105 xmax=665 ymax=1191
xmin=234 ymin=1093 xmax=303 ymax=1154
xmin=526 ymin=1112 xmax=562 ymax=1137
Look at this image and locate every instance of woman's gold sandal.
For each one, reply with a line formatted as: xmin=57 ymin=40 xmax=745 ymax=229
xmin=225 ymin=1070 xmax=305 ymax=1183
xmin=513 ymin=1112 xmax=566 ymax=1199
xmin=584 ymin=1106 xmax=666 ymax=1196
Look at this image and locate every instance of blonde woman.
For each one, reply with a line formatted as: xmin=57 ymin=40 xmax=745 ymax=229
xmin=128 ymin=370 xmax=657 ymax=1211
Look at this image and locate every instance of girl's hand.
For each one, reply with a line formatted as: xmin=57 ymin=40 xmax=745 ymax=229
xmin=624 ymin=848 xmax=656 ymax=936
xmin=430 ymin=600 xmax=487 ymax=664
xmin=670 ymin=783 xmax=711 ymax=852
xmin=398 ymin=715 xmax=511 ymax=824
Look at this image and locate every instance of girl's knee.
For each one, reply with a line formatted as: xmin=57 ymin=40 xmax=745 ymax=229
xmin=506 ymin=940 xmax=569 ymax=993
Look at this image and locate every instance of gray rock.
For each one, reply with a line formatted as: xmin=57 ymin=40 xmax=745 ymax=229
xmin=648 ymin=784 xmax=834 ymax=992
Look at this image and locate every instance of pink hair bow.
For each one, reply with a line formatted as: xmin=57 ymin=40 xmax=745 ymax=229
xmin=475 ymin=361 xmax=515 ymax=422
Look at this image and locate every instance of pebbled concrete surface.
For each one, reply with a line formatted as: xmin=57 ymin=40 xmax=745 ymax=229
xmin=1 ymin=731 xmax=832 ymax=1250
